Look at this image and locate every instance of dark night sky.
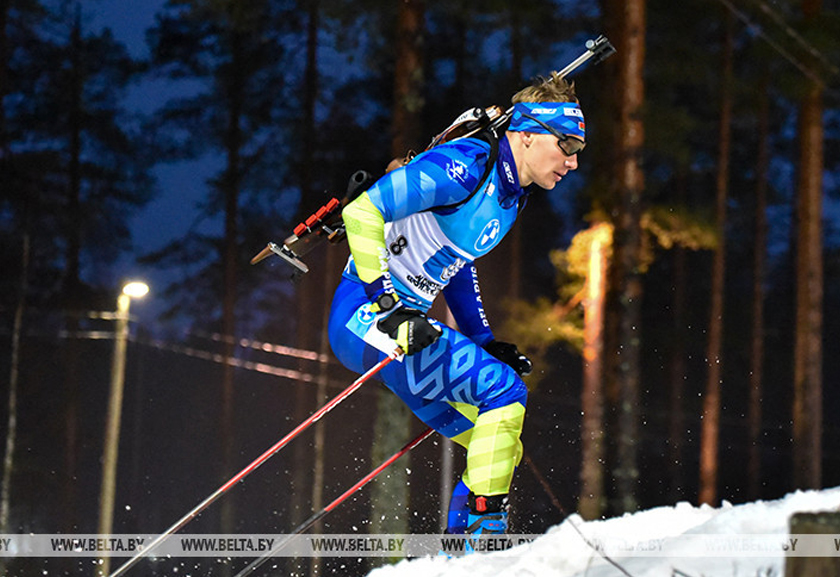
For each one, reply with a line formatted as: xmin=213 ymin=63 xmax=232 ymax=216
xmin=90 ymin=0 xmax=221 ymax=328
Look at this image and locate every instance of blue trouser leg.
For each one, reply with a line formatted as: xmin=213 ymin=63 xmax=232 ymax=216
xmin=328 ymin=277 xmax=528 ymax=504
xmin=446 ymin=478 xmax=471 ymax=534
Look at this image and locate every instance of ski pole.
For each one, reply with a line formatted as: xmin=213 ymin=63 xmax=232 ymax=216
xmin=233 ymin=427 xmax=435 ymax=577
xmin=107 ymin=348 xmax=402 ymax=577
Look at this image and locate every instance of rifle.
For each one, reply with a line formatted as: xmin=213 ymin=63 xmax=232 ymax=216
xmin=251 ymin=35 xmax=615 ymax=279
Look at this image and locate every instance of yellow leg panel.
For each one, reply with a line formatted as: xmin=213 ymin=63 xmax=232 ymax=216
xmin=464 ymin=403 xmax=525 ymax=496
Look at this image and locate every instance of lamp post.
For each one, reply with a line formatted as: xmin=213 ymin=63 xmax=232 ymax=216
xmin=97 ymin=281 xmax=148 ymax=576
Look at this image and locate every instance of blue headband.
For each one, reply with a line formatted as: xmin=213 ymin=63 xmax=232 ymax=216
xmin=508 ymin=102 xmax=585 ymax=140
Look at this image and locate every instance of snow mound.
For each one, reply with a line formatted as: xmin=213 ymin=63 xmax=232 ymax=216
xmin=368 ymin=487 xmax=840 ymax=577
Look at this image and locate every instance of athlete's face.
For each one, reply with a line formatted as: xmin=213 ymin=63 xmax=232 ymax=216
xmin=520 ymin=132 xmax=580 ymax=190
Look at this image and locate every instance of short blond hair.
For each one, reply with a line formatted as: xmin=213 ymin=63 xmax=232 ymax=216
xmin=511 ymin=72 xmax=578 ymax=104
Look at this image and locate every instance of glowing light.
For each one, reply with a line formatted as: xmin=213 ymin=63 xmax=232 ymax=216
xmin=122 ymin=281 xmax=150 ymax=299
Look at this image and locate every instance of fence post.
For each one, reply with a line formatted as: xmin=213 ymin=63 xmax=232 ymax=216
xmin=785 ymin=511 xmax=840 ymax=576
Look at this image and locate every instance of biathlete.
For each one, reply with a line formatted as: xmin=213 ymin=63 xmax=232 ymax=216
xmin=328 ymin=74 xmax=586 ymax=537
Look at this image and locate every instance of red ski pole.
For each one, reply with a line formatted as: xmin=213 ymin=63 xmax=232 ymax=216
xmin=233 ymin=427 xmax=435 ymax=577
xmin=108 ymin=348 xmax=402 ymax=577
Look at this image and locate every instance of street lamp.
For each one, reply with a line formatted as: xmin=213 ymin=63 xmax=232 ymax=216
xmin=97 ymin=281 xmax=148 ymax=576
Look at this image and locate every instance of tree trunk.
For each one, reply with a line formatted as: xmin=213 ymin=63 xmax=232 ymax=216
xmin=309 ymin=243 xmax=339 ymax=576
xmin=63 ymin=9 xmax=84 ymax=537
xmin=219 ymin=23 xmax=246 ymax=536
xmin=698 ymin=10 xmax=733 ymax=506
xmin=371 ymin=0 xmax=425 ymax=544
xmin=296 ymin=3 xmax=324 ymax=575
xmin=578 ymin=224 xmax=610 ymax=520
xmin=668 ymin=170 xmax=688 ymax=502
xmin=748 ymin=73 xmax=770 ymax=500
xmin=301 ymin=0 xmax=318 ymax=196
xmin=0 ymin=0 xmax=8 ymax=150
xmin=600 ymin=0 xmax=621 ymax=515
xmin=389 ymin=0 xmax=424 ymax=160
xmin=0 ymin=0 xmax=13 ymax=542
xmin=0 ymin=202 xmax=27 ymax=577
xmin=609 ymin=0 xmax=646 ymax=514
xmin=792 ymin=0 xmax=824 ymax=490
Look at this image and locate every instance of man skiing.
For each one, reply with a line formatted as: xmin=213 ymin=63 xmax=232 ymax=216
xmin=328 ymin=73 xmax=585 ymax=538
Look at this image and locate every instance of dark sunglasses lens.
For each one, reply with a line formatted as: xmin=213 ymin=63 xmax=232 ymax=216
xmin=559 ymin=138 xmax=585 ymax=155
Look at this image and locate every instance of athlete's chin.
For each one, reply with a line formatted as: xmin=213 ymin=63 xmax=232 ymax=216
xmin=535 ymin=177 xmax=559 ymax=190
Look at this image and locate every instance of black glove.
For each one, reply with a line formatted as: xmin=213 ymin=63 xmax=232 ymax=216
xmin=483 ymin=340 xmax=532 ymax=376
xmin=377 ymin=307 xmax=442 ymax=355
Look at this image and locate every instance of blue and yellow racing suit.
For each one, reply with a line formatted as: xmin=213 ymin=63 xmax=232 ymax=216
xmin=328 ymin=133 xmax=529 ymax=531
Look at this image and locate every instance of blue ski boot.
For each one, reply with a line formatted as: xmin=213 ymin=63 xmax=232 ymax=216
xmin=465 ymin=493 xmax=509 ymax=554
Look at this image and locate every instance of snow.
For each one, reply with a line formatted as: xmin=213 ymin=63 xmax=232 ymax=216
xmin=368 ymin=487 xmax=840 ymax=577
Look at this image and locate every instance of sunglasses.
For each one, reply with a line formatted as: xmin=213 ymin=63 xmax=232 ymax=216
xmin=521 ymin=113 xmax=586 ymax=156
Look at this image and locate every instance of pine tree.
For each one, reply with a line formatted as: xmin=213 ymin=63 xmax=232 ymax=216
xmin=792 ymin=0 xmax=825 ymax=491
xmin=699 ymin=7 xmax=734 ymax=507
xmin=604 ymin=0 xmax=646 ymax=514
xmin=369 ymin=0 xmax=424 ymax=554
